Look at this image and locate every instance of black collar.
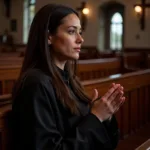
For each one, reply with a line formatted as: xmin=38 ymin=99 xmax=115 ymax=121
xmin=56 ymin=66 xmax=70 ymax=83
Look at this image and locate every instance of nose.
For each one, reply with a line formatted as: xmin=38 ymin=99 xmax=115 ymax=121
xmin=76 ymin=33 xmax=84 ymax=44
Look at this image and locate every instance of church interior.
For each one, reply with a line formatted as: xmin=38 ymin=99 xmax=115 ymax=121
xmin=0 ymin=0 xmax=150 ymax=149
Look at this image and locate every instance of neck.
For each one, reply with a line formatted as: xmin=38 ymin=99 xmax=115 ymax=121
xmin=55 ymin=63 xmax=65 ymax=70
xmin=54 ymin=59 xmax=67 ymax=70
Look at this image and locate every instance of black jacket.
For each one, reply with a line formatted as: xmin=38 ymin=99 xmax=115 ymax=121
xmin=12 ymin=68 xmax=119 ymax=150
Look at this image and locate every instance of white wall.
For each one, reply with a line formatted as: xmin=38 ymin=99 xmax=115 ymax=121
xmin=0 ymin=0 xmax=150 ymax=48
xmin=36 ymin=0 xmax=150 ymax=48
xmin=35 ymin=0 xmax=100 ymax=47
xmin=124 ymin=0 xmax=150 ymax=48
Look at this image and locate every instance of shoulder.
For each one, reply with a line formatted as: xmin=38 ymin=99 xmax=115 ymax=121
xmin=14 ymin=69 xmax=56 ymax=100
xmin=20 ymin=69 xmax=52 ymax=88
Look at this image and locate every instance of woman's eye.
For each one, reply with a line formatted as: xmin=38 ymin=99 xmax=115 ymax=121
xmin=79 ymin=31 xmax=82 ymax=35
xmin=68 ymin=30 xmax=76 ymax=34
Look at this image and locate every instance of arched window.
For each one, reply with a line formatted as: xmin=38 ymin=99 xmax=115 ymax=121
xmin=23 ymin=0 xmax=36 ymax=43
xmin=28 ymin=0 xmax=36 ymax=25
xmin=98 ymin=2 xmax=124 ymax=51
xmin=110 ymin=12 xmax=123 ymax=50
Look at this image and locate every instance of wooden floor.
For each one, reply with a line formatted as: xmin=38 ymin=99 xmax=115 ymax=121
xmin=116 ymin=122 xmax=150 ymax=150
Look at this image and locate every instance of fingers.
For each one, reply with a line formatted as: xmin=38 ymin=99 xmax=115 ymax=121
xmin=109 ymin=83 xmax=115 ymax=89
xmin=102 ymin=83 xmax=121 ymax=101
xmin=109 ymin=86 xmax=124 ymax=103
xmin=92 ymin=89 xmax=99 ymax=102
xmin=91 ymin=83 xmax=126 ymax=120
xmin=103 ymin=83 xmax=125 ymax=114
xmin=110 ymin=91 xmax=124 ymax=108
xmin=114 ymin=97 xmax=126 ymax=113
xmin=118 ymin=97 xmax=126 ymax=108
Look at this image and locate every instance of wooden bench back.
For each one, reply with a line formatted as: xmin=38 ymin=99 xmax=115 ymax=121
xmin=83 ymin=69 xmax=150 ymax=138
xmin=77 ymin=58 xmax=122 ymax=80
xmin=0 ymin=66 xmax=21 ymax=95
xmin=0 ymin=102 xmax=12 ymax=150
xmin=0 ymin=58 xmax=123 ymax=95
xmin=123 ymin=52 xmax=146 ymax=69
xmin=0 ymin=69 xmax=150 ymax=149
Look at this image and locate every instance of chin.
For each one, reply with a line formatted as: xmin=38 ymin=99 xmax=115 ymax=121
xmin=73 ymin=55 xmax=80 ymax=60
xmin=68 ymin=54 xmax=79 ymax=60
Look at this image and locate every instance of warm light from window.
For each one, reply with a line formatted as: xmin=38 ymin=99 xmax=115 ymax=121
xmin=134 ymin=5 xmax=142 ymax=13
xmin=82 ymin=8 xmax=89 ymax=15
xmin=110 ymin=12 xmax=123 ymax=50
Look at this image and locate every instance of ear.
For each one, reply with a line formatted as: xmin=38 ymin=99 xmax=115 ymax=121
xmin=48 ymin=35 xmax=52 ymax=45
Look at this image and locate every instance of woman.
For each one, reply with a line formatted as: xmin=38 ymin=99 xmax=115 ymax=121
xmin=12 ymin=4 xmax=125 ymax=150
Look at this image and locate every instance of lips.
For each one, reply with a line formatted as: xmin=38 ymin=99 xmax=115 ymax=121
xmin=74 ymin=48 xmax=81 ymax=52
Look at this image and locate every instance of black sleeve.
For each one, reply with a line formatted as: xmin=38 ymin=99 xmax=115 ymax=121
xmin=13 ymin=81 xmax=119 ymax=150
xmin=102 ymin=116 xmax=120 ymax=148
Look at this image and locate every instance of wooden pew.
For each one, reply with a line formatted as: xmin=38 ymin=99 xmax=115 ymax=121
xmin=83 ymin=69 xmax=150 ymax=139
xmin=0 ymin=57 xmax=23 ymax=66
xmin=0 ymin=70 xmax=150 ymax=149
xmin=0 ymin=66 xmax=20 ymax=94
xmin=123 ymin=52 xmax=147 ymax=70
xmin=79 ymin=48 xmax=117 ymax=60
xmin=147 ymin=54 xmax=150 ymax=68
xmin=0 ymin=104 xmax=12 ymax=150
xmin=0 ymin=94 xmax=12 ymax=150
xmin=0 ymin=52 xmax=21 ymax=57
xmin=77 ymin=58 xmax=130 ymax=80
xmin=0 ymin=95 xmax=12 ymax=106
xmin=0 ymin=57 xmax=132 ymax=95
xmin=0 ymin=57 xmax=23 ymax=61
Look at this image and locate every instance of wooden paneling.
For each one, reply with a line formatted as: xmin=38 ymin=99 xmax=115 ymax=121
xmin=0 ymin=66 xmax=20 ymax=95
xmin=0 ymin=104 xmax=11 ymax=150
xmin=0 ymin=58 xmax=128 ymax=95
xmin=144 ymin=86 xmax=150 ymax=123
xmin=77 ymin=58 xmax=124 ymax=80
xmin=138 ymin=88 xmax=145 ymax=127
xmin=121 ymin=92 xmax=130 ymax=138
xmin=130 ymin=90 xmax=138 ymax=132
xmin=0 ymin=69 xmax=150 ymax=149
xmin=123 ymin=52 xmax=146 ymax=70
xmin=83 ymin=69 xmax=150 ymax=138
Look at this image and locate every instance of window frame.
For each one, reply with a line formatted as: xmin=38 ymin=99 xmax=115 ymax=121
xmin=100 ymin=2 xmax=125 ymax=51
xmin=110 ymin=12 xmax=123 ymax=50
xmin=23 ymin=0 xmax=36 ymax=44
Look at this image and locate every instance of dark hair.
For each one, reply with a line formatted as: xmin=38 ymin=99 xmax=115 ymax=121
xmin=13 ymin=4 xmax=90 ymax=114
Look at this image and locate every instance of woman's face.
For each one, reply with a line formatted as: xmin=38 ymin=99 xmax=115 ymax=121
xmin=49 ymin=13 xmax=84 ymax=62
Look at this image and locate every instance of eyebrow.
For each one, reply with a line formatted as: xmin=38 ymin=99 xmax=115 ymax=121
xmin=68 ymin=26 xmax=82 ymax=30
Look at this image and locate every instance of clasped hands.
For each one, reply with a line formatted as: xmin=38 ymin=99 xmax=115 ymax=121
xmin=90 ymin=83 xmax=125 ymax=122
